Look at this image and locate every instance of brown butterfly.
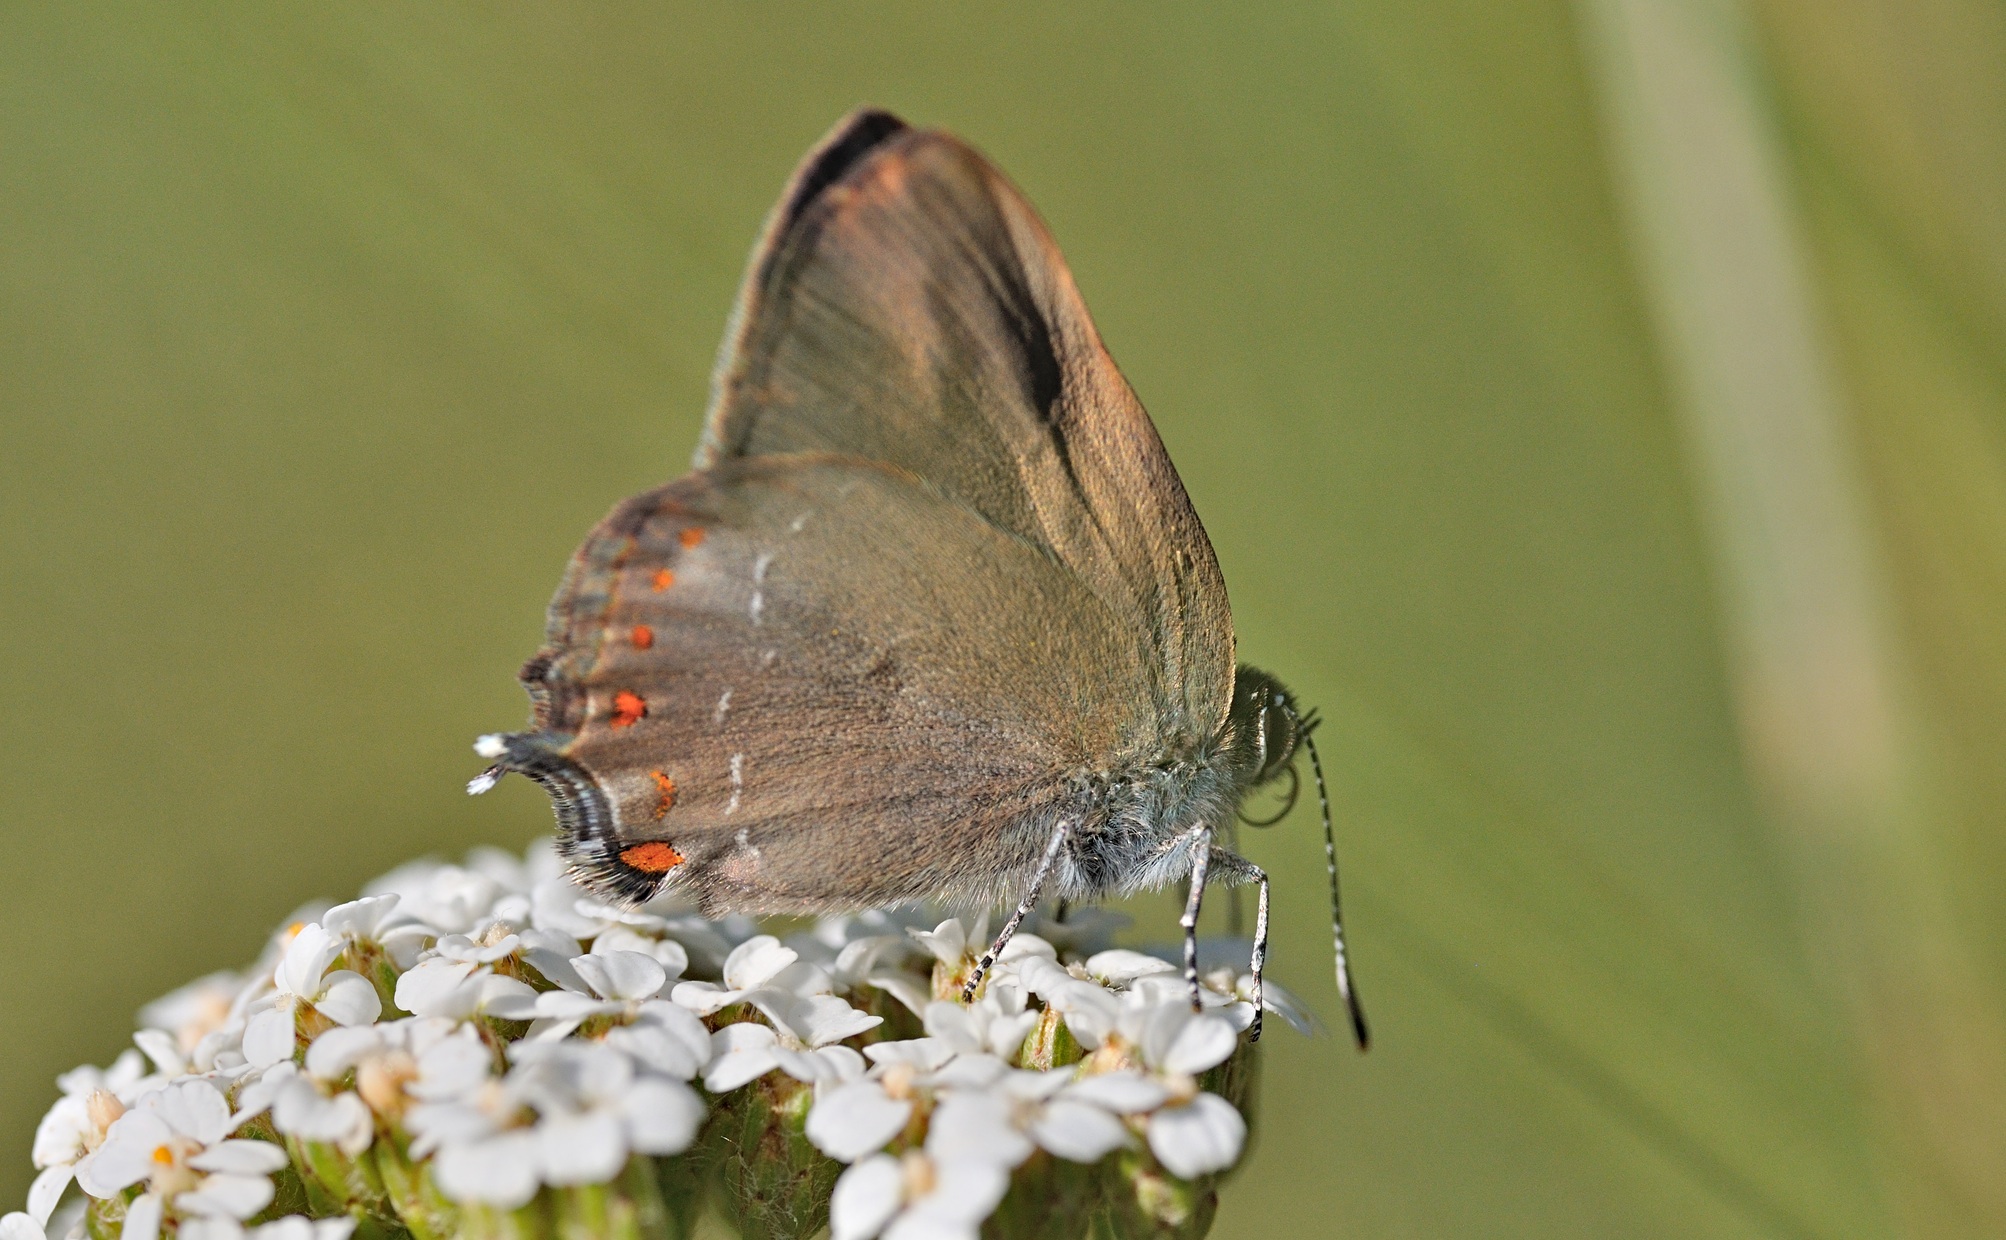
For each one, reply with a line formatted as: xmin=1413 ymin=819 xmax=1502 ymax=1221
xmin=472 ymin=109 xmax=1365 ymax=1046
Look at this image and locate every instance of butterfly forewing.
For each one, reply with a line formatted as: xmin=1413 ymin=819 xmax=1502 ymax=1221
xmin=698 ymin=110 xmax=1235 ymax=737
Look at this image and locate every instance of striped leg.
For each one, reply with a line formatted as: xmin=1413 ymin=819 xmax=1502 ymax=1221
xmin=962 ymin=820 xmax=1069 ymax=1002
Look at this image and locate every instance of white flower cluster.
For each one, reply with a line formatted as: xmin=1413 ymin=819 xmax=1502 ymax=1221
xmin=14 ymin=842 xmax=1302 ymax=1240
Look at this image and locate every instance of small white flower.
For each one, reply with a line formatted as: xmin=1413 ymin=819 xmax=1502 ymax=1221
xmin=939 ymin=1070 xmax=1132 ymax=1166
xmin=31 ymin=1053 xmax=149 ymax=1223
xmin=589 ymin=926 xmax=689 ymax=979
xmin=138 ymin=974 xmax=242 ymax=1059
xmin=242 ymin=925 xmax=383 ymax=1069
xmin=921 ymin=992 xmax=1037 ymax=1063
xmin=828 ymin=1149 xmax=1009 ymax=1240
xmin=670 ymin=936 xmax=799 ymax=1015
xmin=392 ymin=957 xmax=537 ymax=1023
xmin=76 ymin=1080 xmax=286 ymax=1230
xmin=366 ymin=863 xmax=507 ymax=937
xmin=904 ymin=918 xmax=982 ymax=967
xmin=1121 ymin=998 xmax=1245 ymax=1178
xmin=416 ymin=1041 xmax=703 ymax=1207
xmin=0 ymin=1215 xmax=45 ymax=1240
xmin=503 ymin=950 xmax=676 ymax=1040
xmin=598 ymin=1003 xmax=712 ymax=1081
xmin=805 ymin=1077 xmax=916 ymax=1162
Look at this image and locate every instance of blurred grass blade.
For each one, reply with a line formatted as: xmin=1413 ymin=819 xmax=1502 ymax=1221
xmin=1577 ymin=0 xmax=2006 ymax=1232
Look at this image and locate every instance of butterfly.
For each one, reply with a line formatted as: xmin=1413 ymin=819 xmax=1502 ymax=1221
xmin=472 ymin=108 xmax=1365 ymax=1046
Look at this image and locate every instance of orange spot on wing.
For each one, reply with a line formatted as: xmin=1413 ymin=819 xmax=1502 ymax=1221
xmin=679 ymin=527 xmax=706 ymax=549
xmin=610 ymin=691 xmax=647 ymax=728
xmin=649 ymin=770 xmax=678 ymax=817
xmin=630 ymin=624 xmax=654 ymax=649
xmin=651 ymin=568 xmax=675 ymax=591
xmin=619 ymin=841 xmax=684 ymax=873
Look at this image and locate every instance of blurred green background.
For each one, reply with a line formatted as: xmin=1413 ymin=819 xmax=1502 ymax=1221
xmin=4 ymin=4 xmax=2002 ymax=1237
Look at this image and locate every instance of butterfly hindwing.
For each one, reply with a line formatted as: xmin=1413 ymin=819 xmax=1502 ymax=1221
xmin=502 ymin=453 xmax=1156 ymax=912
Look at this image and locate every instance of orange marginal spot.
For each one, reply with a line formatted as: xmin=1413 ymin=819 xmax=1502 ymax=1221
xmin=649 ymin=770 xmax=678 ymax=817
xmin=151 ymin=1145 xmax=175 ymax=1166
xmin=610 ymin=690 xmax=647 ymax=728
xmin=630 ymin=624 xmax=655 ymax=649
xmin=679 ymin=527 xmax=706 ymax=550
xmin=620 ymin=841 xmax=685 ymax=873
xmin=651 ymin=568 xmax=675 ymax=592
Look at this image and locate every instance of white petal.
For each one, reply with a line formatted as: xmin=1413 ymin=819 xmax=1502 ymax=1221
xmin=153 ymin=1079 xmax=233 ymax=1145
xmin=905 ymin=1157 xmax=1008 ymax=1228
xmin=905 ymin=920 xmax=968 ymax=966
xmin=393 ymin=960 xmax=478 ymax=1020
xmin=272 ymin=1088 xmax=373 ymax=1154
xmin=535 ymin=991 xmax=617 ymax=1021
xmin=188 ymin=1140 xmax=288 ymax=1175
xmin=119 ymin=1194 xmax=161 ymax=1240
xmin=1159 ymin=1013 xmax=1236 ymax=1077
xmin=132 ymin=1030 xmax=186 ymax=1078
xmin=1062 ymin=1071 xmax=1168 ymax=1114
xmin=77 ymin=1112 xmax=170 ymax=1196
xmin=921 ymin=1004 xmax=980 ymax=1053
xmin=722 ymin=936 xmax=798 ymax=990
xmin=862 ymin=1040 xmax=953 ymax=1072
xmin=433 ymin=1132 xmax=540 ymax=1208
xmin=667 ymin=981 xmax=738 ymax=1016
xmin=572 ymin=950 xmax=667 ymax=1002
xmin=792 ymin=995 xmax=883 ymax=1047
xmin=925 ymin=1093 xmax=1032 ymax=1168
xmin=702 ymin=1045 xmax=779 ymax=1094
xmin=1 ymin=1213 xmax=46 ymax=1240
xmin=241 ymin=1009 xmax=298 ymax=1072
xmin=620 ymin=1080 xmax=704 ymax=1155
xmin=178 ymin=1217 xmax=243 ymax=1240
xmin=1084 ymin=950 xmax=1178 ymax=985
xmin=277 ymin=925 xmax=339 ymax=998
xmin=830 ymin=1155 xmax=904 ymax=1240
xmin=805 ymin=1082 xmax=912 ymax=1163
xmin=303 ymin=1027 xmax=383 ymax=1081
xmin=602 ymin=1023 xmax=703 ymax=1082
xmin=633 ymin=1002 xmax=713 ymax=1068
xmin=311 ymin=973 xmax=382 ymax=1028
xmin=26 ymin=1166 xmax=70 ymax=1226
xmin=922 ymin=1055 xmax=1006 ymax=1090
xmin=410 ymin=1031 xmax=494 ymax=1101
xmin=592 ymin=927 xmax=690 ymax=981
xmin=174 ymin=1172 xmax=275 ymax=1220
xmin=1029 ymin=1099 xmax=1129 ymax=1162
xmin=471 ymin=974 xmax=539 ymax=1016
xmin=321 ymin=896 xmax=399 ymax=941
xmin=1147 ymin=1093 xmax=1246 ymax=1179
xmin=534 ymin=1112 xmax=626 ymax=1187
xmin=522 ymin=945 xmax=589 ymax=994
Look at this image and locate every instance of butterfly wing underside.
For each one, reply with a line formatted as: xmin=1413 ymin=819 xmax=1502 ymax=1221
xmin=698 ymin=109 xmax=1235 ymax=738
xmin=492 ymin=110 xmax=1237 ymax=911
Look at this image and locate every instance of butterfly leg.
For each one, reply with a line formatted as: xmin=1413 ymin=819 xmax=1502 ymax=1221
xmin=1180 ymin=827 xmax=1215 ymax=1014
xmin=1206 ymin=849 xmax=1270 ymax=1042
xmin=962 ymin=819 xmax=1070 ymax=1002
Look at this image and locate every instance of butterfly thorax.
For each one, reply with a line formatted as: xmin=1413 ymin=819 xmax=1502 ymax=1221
xmin=1053 ymin=665 xmax=1297 ymax=901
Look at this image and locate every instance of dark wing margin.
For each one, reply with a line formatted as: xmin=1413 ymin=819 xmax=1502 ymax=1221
xmin=695 ymin=107 xmax=1235 ymax=740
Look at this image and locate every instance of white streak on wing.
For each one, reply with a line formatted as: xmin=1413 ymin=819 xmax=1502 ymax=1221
xmin=749 ymin=590 xmax=764 ymax=626
xmin=726 ymin=752 xmax=744 ymax=816
xmin=788 ymin=511 xmax=813 ymax=534
xmin=753 ymin=552 xmax=774 ymax=582
xmin=733 ymin=825 xmax=761 ymax=858
xmin=760 ymin=648 xmax=777 ymax=667
xmin=713 ymin=688 xmax=733 ymax=726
